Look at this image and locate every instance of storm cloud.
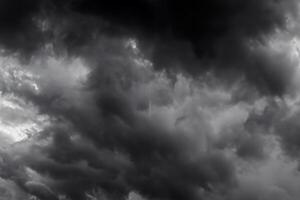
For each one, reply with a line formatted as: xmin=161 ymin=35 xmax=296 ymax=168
xmin=1 ymin=1 xmax=300 ymax=200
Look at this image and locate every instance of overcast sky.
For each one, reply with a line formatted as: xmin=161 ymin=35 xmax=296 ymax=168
xmin=1 ymin=1 xmax=300 ymax=200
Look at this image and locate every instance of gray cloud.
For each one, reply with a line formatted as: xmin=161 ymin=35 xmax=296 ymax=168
xmin=1 ymin=1 xmax=300 ymax=200
xmin=0 ymin=0 xmax=299 ymax=94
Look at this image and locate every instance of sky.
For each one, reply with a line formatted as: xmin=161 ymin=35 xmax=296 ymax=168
xmin=2 ymin=0 xmax=300 ymax=200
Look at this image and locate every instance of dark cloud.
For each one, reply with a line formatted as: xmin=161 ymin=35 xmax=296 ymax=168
xmin=235 ymin=134 xmax=266 ymax=160
xmin=0 ymin=0 xmax=44 ymax=56
xmin=1 ymin=1 xmax=300 ymax=200
xmin=275 ymin=110 xmax=300 ymax=159
xmin=0 ymin=38 xmax=239 ymax=199
xmin=0 ymin=0 xmax=298 ymax=94
xmin=68 ymin=0 xmax=299 ymax=95
xmin=243 ymin=98 xmax=300 ymax=162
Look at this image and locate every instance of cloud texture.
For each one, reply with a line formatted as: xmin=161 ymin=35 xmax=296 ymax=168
xmin=1 ymin=1 xmax=300 ymax=200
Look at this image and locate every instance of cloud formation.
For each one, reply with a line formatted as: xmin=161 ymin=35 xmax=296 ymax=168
xmin=1 ymin=1 xmax=300 ymax=200
xmin=0 ymin=0 xmax=299 ymax=94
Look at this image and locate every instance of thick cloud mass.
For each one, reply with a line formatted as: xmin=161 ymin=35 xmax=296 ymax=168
xmin=1 ymin=1 xmax=300 ymax=200
xmin=0 ymin=0 xmax=299 ymax=94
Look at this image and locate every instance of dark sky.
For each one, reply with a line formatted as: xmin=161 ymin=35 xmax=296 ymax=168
xmin=1 ymin=1 xmax=300 ymax=200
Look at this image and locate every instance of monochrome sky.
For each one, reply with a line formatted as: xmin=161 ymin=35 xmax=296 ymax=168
xmin=1 ymin=1 xmax=300 ymax=200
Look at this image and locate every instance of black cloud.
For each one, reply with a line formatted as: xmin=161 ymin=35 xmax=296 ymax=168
xmin=0 ymin=0 xmax=298 ymax=94
xmin=1 ymin=1 xmax=300 ymax=200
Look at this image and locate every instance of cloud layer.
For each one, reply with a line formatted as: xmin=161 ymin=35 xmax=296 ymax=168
xmin=1 ymin=1 xmax=300 ymax=200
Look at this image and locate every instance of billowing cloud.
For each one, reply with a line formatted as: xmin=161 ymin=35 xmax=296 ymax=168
xmin=1 ymin=1 xmax=300 ymax=200
xmin=0 ymin=0 xmax=299 ymax=94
